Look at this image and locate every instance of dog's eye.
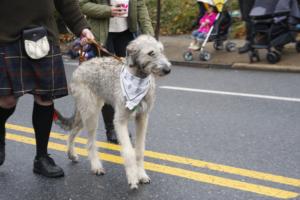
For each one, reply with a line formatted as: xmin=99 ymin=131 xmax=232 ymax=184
xmin=148 ymin=51 xmax=155 ymax=57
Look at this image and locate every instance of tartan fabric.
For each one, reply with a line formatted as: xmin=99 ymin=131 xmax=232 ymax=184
xmin=0 ymin=40 xmax=68 ymax=101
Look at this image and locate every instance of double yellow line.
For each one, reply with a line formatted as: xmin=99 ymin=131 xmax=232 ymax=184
xmin=5 ymin=123 xmax=300 ymax=199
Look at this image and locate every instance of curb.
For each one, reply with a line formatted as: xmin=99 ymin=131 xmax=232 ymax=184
xmin=171 ymin=60 xmax=300 ymax=73
xmin=232 ymin=63 xmax=300 ymax=73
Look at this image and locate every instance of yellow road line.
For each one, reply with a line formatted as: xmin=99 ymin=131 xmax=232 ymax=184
xmin=6 ymin=123 xmax=300 ymax=188
xmin=6 ymin=132 xmax=299 ymax=199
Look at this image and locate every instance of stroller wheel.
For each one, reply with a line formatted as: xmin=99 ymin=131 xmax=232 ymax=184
xmin=249 ymin=50 xmax=260 ymax=63
xmin=183 ymin=51 xmax=193 ymax=61
xmin=199 ymin=51 xmax=211 ymax=61
xmin=213 ymin=41 xmax=224 ymax=51
xmin=274 ymin=51 xmax=281 ymax=60
xmin=266 ymin=51 xmax=281 ymax=64
xmin=296 ymin=42 xmax=300 ymax=53
xmin=225 ymin=42 xmax=237 ymax=52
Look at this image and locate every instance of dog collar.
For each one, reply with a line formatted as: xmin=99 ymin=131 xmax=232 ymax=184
xmin=120 ymin=65 xmax=151 ymax=110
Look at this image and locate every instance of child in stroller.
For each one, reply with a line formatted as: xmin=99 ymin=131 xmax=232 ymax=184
xmin=189 ymin=4 xmax=218 ymax=50
xmin=183 ymin=0 xmax=236 ymax=61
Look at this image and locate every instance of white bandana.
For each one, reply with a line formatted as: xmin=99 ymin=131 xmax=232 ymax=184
xmin=120 ymin=66 xmax=151 ymax=110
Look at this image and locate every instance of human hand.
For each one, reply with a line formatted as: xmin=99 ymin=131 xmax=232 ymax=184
xmin=80 ymin=28 xmax=94 ymax=45
xmin=111 ymin=4 xmax=127 ymax=17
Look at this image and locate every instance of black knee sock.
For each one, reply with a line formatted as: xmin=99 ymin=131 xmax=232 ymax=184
xmin=0 ymin=106 xmax=16 ymax=145
xmin=102 ymin=104 xmax=115 ymax=131
xmin=32 ymin=102 xmax=54 ymax=158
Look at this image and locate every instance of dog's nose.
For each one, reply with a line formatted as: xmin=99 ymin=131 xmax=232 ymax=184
xmin=163 ymin=67 xmax=171 ymax=74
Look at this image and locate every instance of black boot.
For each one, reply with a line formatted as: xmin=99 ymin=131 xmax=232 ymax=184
xmin=238 ymin=41 xmax=251 ymax=54
xmin=106 ymin=129 xmax=119 ymax=144
xmin=33 ymin=155 xmax=64 ymax=178
xmin=32 ymin=102 xmax=64 ymax=177
xmin=0 ymin=133 xmax=5 ymax=166
xmin=0 ymin=106 xmax=16 ymax=166
xmin=0 ymin=145 xmax=5 ymax=166
xmin=102 ymin=104 xmax=119 ymax=143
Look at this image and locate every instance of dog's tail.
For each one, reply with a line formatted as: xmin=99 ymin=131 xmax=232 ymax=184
xmin=53 ymin=108 xmax=81 ymax=131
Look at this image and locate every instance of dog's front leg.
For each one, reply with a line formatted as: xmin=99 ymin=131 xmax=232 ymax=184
xmin=135 ymin=113 xmax=151 ymax=184
xmin=114 ymin=115 xmax=139 ymax=189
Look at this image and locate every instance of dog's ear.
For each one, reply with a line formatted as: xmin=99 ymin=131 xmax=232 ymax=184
xmin=126 ymin=41 xmax=138 ymax=56
xmin=126 ymin=41 xmax=139 ymax=67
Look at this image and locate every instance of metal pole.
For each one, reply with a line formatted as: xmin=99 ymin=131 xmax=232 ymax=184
xmin=155 ymin=0 xmax=161 ymax=40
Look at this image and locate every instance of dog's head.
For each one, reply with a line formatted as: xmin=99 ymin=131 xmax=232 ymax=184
xmin=126 ymin=35 xmax=171 ymax=77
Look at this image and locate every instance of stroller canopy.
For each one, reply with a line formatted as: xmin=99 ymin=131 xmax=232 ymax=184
xmin=197 ymin=0 xmax=228 ymax=12
xmin=250 ymin=0 xmax=300 ymax=21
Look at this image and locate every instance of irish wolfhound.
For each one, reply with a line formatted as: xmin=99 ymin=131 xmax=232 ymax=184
xmin=54 ymin=35 xmax=171 ymax=189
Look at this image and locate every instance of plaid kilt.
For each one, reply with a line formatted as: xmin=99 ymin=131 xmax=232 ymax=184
xmin=0 ymin=40 xmax=68 ymax=101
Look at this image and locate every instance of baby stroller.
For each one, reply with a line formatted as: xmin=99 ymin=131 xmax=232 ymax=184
xmin=248 ymin=0 xmax=300 ymax=64
xmin=183 ymin=0 xmax=236 ymax=61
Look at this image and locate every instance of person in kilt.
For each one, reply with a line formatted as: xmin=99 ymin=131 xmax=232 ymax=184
xmin=0 ymin=0 xmax=94 ymax=178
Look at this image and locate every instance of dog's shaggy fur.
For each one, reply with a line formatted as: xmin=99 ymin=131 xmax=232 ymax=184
xmin=55 ymin=35 xmax=171 ymax=189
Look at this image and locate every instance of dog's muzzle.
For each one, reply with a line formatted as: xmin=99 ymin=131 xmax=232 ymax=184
xmin=162 ymin=66 xmax=171 ymax=75
xmin=160 ymin=60 xmax=172 ymax=76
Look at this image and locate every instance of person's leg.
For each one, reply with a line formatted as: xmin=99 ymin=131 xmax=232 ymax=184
xmin=196 ymin=32 xmax=206 ymax=48
xmin=192 ymin=30 xmax=200 ymax=40
xmin=190 ymin=30 xmax=199 ymax=48
xmin=238 ymin=24 xmax=252 ymax=53
xmin=238 ymin=0 xmax=255 ymax=53
xmin=102 ymin=104 xmax=118 ymax=143
xmin=113 ymin=30 xmax=134 ymax=57
xmin=32 ymin=96 xmax=64 ymax=177
xmin=102 ymin=33 xmax=118 ymax=143
xmin=0 ymin=96 xmax=17 ymax=166
xmin=105 ymin=32 xmax=116 ymax=55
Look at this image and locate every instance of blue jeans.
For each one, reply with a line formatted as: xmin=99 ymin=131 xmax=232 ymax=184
xmin=192 ymin=30 xmax=207 ymax=41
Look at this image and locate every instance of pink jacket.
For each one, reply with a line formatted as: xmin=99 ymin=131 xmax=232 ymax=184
xmin=198 ymin=12 xmax=217 ymax=33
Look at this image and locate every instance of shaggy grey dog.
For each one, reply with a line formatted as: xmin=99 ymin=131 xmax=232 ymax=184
xmin=55 ymin=35 xmax=171 ymax=189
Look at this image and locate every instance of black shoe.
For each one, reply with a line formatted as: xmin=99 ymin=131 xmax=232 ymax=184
xmin=33 ymin=155 xmax=64 ymax=178
xmin=106 ymin=129 xmax=119 ymax=144
xmin=0 ymin=144 xmax=5 ymax=166
xmin=106 ymin=129 xmax=132 ymax=144
xmin=238 ymin=42 xmax=251 ymax=54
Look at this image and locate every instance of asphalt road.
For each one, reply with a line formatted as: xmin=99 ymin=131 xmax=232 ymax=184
xmin=1 ymin=61 xmax=300 ymax=200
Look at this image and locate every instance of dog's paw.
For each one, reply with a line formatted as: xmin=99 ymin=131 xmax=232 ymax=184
xmin=92 ymin=167 xmax=106 ymax=176
xmin=139 ymin=174 xmax=151 ymax=184
xmin=129 ymin=182 xmax=139 ymax=190
xmin=91 ymin=160 xmax=106 ymax=176
xmin=128 ymin=175 xmax=139 ymax=190
xmin=68 ymin=151 xmax=79 ymax=163
xmin=138 ymin=170 xmax=151 ymax=184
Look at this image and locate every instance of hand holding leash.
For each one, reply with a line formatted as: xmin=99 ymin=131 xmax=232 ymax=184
xmin=79 ymin=38 xmax=123 ymax=64
xmin=80 ymin=28 xmax=94 ymax=46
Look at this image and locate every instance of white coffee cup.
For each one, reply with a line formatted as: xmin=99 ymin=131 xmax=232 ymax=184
xmin=112 ymin=0 xmax=129 ymax=17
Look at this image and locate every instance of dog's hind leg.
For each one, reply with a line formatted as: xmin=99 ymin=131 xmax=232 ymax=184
xmin=135 ymin=113 xmax=151 ymax=184
xmin=67 ymin=113 xmax=83 ymax=162
xmin=73 ymin=84 xmax=105 ymax=175
xmin=114 ymin=111 xmax=138 ymax=189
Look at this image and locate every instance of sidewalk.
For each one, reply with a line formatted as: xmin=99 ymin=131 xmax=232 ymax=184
xmin=159 ymin=35 xmax=300 ymax=72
